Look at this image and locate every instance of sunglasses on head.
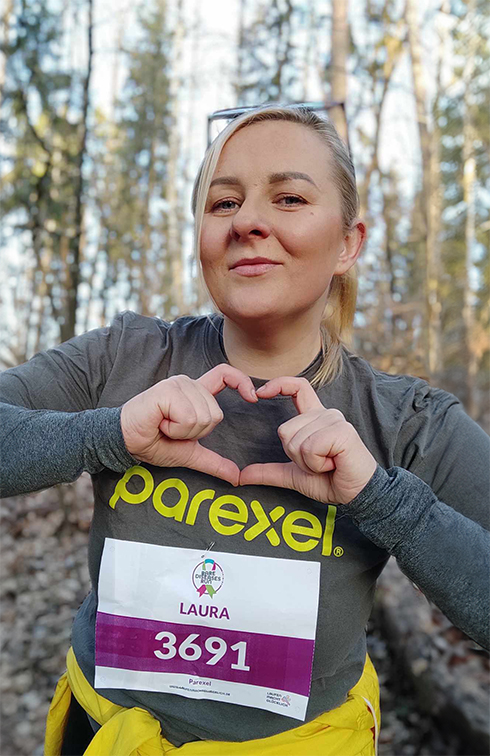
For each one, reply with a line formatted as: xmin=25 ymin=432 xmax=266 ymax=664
xmin=206 ymin=100 xmax=349 ymax=154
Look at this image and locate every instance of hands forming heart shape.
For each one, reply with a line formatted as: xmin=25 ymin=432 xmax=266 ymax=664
xmin=120 ymin=364 xmax=377 ymax=506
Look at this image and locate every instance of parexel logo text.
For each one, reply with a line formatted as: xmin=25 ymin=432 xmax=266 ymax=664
xmin=109 ymin=466 xmax=339 ymax=556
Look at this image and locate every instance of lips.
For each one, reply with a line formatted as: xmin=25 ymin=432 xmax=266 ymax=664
xmin=230 ymin=257 xmax=279 ymax=270
xmin=230 ymin=257 xmax=282 ymax=277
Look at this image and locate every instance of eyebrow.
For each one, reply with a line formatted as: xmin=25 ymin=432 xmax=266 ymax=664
xmin=209 ymin=172 xmax=318 ymax=189
xmin=269 ymin=171 xmax=318 ymax=188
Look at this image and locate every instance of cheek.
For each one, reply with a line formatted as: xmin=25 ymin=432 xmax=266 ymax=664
xmin=200 ymin=224 xmax=229 ymax=269
xmin=281 ymin=213 xmax=343 ymax=254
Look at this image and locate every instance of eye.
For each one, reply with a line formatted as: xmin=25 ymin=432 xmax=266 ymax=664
xmin=276 ymin=194 xmax=307 ymax=207
xmin=211 ymin=199 xmax=240 ymax=213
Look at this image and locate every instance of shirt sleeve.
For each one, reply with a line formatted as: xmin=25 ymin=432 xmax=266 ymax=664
xmin=0 ymin=312 xmax=139 ymax=497
xmin=394 ymin=383 xmax=489 ymax=530
xmin=346 ymin=386 xmax=490 ymax=649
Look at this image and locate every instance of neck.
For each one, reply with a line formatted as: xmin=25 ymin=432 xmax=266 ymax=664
xmin=222 ymin=313 xmax=323 ymax=380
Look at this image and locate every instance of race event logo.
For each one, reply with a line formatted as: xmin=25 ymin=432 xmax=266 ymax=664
xmin=192 ymin=558 xmax=224 ymax=598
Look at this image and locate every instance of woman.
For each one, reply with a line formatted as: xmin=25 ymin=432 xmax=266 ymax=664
xmin=1 ymin=105 xmax=489 ymax=756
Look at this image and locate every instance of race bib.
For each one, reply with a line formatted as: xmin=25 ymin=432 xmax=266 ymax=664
xmin=95 ymin=539 xmax=320 ymax=720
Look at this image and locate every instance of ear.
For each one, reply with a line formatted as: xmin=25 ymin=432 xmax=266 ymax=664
xmin=333 ymin=220 xmax=367 ymax=276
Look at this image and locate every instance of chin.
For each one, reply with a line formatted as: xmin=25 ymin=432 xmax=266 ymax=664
xmin=218 ymin=297 xmax=296 ymax=326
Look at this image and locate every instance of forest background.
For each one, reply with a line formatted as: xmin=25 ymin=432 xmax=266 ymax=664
xmin=0 ymin=1 xmax=489 ymax=755
xmin=1 ymin=0 xmax=489 ymax=427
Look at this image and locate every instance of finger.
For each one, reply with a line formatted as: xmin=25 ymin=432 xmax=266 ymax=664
xmin=279 ymin=424 xmax=318 ymax=475
xmin=279 ymin=415 xmax=342 ymax=473
xmin=198 ymin=364 xmax=257 ymax=403
xmin=158 ymin=386 xmax=198 ymax=438
xmin=255 ymin=376 xmax=324 ymax=414
xmin=160 ymin=384 xmax=212 ymax=440
xmin=193 ymin=380 xmax=225 ymax=427
xmin=301 ymin=431 xmax=336 ymax=475
xmin=278 ymin=409 xmax=345 ymax=442
xmin=299 ymin=426 xmax=350 ymax=473
xmin=277 ymin=411 xmax=333 ymax=449
xmin=279 ymin=421 xmax=323 ymax=474
xmin=177 ymin=382 xmax=214 ymax=429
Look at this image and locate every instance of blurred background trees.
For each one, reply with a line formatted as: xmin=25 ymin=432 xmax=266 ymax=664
xmin=1 ymin=0 xmax=489 ymax=427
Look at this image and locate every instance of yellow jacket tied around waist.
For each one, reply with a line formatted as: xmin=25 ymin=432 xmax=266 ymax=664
xmin=45 ymin=647 xmax=380 ymax=756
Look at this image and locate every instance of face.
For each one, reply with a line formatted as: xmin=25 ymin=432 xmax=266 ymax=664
xmin=200 ymin=120 xmax=362 ymax=327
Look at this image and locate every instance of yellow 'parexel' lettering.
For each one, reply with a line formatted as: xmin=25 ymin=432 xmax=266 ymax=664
xmin=322 ymin=505 xmax=337 ymax=556
xmin=153 ymin=478 xmax=189 ymax=521
xmin=209 ymin=495 xmax=249 ymax=536
xmin=244 ymin=500 xmax=271 ymax=542
xmin=108 ymin=472 xmax=340 ymax=555
xmin=109 ymin=465 xmax=154 ymax=509
xmin=186 ymin=489 xmax=215 ymax=526
xmin=266 ymin=505 xmax=286 ymax=546
xmin=282 ymin=511 xmax=322 ymax=552
xmin=244 ymin=502 xmax=285 ymax=546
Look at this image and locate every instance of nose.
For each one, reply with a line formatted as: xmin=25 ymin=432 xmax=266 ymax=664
xmin=230 ymin=201 xmax=271 ymax=242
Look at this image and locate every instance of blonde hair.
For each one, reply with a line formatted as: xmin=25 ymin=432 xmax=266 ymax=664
xmin=191 ymin=104 xmax=359 ymax=388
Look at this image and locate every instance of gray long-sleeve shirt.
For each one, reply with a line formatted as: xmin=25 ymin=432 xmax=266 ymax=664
xmin=1 ymin=311 xmax=489 ymax=745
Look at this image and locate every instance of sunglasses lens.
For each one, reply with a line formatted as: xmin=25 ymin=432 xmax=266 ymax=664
xmin=207 ymin=102 xmax=345 ymax=144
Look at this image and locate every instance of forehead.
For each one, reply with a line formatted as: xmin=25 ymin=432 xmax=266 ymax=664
xmin=215 ymin=120 xmax=333 ymax=185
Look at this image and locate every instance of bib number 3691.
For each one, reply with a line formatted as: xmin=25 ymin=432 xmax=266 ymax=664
xmin=154 ymin=632 xmax=250 ymax=671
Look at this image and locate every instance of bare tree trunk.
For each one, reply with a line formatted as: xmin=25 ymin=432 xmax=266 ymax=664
xmin=83 ymin=235 xmax=101 ymax=333
xmin=330 ymin=0 xmax=349 ymax=144
xmin=406 ymin=0 xmax=442 ymax=382
xmin=139 ymin=130 xmax=156 ymax=316
xmin=462 ymin=0 xmax=478 ymax=417
xmin=22 ymin=260 xmax=36 ymax=362
xmin=184 ymin=0 xmax=206 ymax=311
xmin=235 ymin=0 xmax=246 ymax=102
xmin=0 ymin=0 xmax=14 ymax=108
xmin=100 ymin=248 xmax=116 ymax=326
xmin=64 ymin=0 xmax=93 ymax=342
xmin=358 ymin=33 xmax=404 ymax=218
xmin=270 ymin=0 xmax=294 ymax=100
xmin=34 ymin=269 xmax=47 ymax=355
xmin=301 ymin=0 xmax=317 ymax=101
xmin=110 ymin=10 xmax=125 ymax=122
xmin=41 ymin=241 xmax=63 ymax=338
xmin=29 ymin=156 xmax=64 ymax=337
xmin=166 ymin=0 xmax=185 ymax=316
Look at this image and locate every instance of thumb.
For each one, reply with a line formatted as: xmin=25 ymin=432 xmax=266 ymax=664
xmin=239 ymin=462 xmax=297 ymax=490
xmin=185 ymin=443 xmax=240 ymax=487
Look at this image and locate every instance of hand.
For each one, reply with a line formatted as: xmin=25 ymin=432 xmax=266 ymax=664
xmin=239 ymin=377 xmax=377 ymax=504
xmin=120 ymin=364 xmax=257 ymax=486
